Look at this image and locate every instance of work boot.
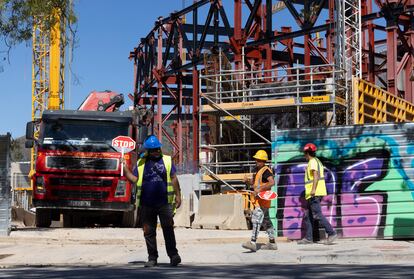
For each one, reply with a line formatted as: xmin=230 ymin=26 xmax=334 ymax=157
xmin=325 ymin=233 xmax=338 ymax=245
xmin=297 ymin=238 xmax=313 ymax=245
xmin=261 ymin=242 xmax=278 ymax=250
xmin=170 ymin=254 xmax=181 ymax=267
xmin=144 ymin=260 xmax=157 ymax=267
xmin=242 ymin=241 xmax=257 ymax=252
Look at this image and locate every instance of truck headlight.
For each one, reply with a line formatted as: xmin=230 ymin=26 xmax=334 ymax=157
xmin=115 ymin=180 xmax=126 ymax=197
xmin=35 ymin=176 xmax=45 ymax=193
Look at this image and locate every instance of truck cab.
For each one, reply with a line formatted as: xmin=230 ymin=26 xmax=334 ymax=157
xmin=26 ymin=109 xmax=139 ymax=227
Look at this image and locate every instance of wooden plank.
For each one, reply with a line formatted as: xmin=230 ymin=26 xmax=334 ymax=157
xmin=202 ymin=95 xmax=346 ymax=114
xmin=202 ymin=98 xmax=296 ymax=113
xmin=221 ymin=115 xmax=241 ymax=121
xmin=202 ymin=173 xmax=253 ymax=182
xmin=335 ymin=96 xmax=346 ymax=106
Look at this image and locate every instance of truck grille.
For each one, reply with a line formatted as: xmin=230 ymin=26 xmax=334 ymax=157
xmin=51 ymin=189 xmax=109 ymax=200
xmin=46 ymin=157 xmax=118 ymax=171
xmin=49 ymin=177 xmax=113 ymax=187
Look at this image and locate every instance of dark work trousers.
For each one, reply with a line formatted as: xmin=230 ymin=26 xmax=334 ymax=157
xmin=261 ymin=207 xmax=274 ymax=232
xmin=140 ymin=204 xmax=178 ymax=261
xmin=304 ymin=196 xmax=335 ymax=241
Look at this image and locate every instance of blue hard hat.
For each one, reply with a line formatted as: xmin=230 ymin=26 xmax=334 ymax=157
xmin=143 ymin=135 xmax=162 ymax=149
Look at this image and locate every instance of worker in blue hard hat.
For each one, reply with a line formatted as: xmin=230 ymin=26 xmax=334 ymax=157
xmin=122 ymin=135 xmax=182 ymax=267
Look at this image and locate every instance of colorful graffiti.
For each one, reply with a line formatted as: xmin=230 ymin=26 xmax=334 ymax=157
xmin=271 ymin=124 xmax=414 ymax=239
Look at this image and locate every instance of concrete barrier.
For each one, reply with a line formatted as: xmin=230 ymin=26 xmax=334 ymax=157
xmin=12 ymin=207 xmax=35 ymax=227
xmin=174 ymin=198 xmax=192 ymax=228
xmin=192 ymin=194 xmax=248 ymax=230
xmin=177 ymin=174 xmax=202 ymax=214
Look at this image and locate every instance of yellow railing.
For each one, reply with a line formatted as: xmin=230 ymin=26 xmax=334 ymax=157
xmin=353 ymin=77 xmax=414 ymax=124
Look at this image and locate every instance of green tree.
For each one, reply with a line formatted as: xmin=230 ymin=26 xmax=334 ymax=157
xmin=0 ymin=0 xmax=76 ymax=66
xmin=10 ymin=136 xmax=30 ymax=162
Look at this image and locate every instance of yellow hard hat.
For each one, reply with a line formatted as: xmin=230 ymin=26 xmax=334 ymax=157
xmin=253 ymin=150 xmax=268 ymax=161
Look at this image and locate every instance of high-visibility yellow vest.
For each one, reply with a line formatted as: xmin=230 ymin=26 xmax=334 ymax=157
xmin=304 ymin=157 xmax=327 ymax=200
xmin=135 ymin=155 xmax=175 ymax=207
xmin=253 ymin=166 xmax=273 ymax=208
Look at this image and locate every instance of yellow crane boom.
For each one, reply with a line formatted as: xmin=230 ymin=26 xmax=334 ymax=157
xmin=30 ymin=8 xmax=66 ymax=183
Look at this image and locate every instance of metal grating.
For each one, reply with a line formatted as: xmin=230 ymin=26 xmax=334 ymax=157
xmin=51 ymin=189 xmax=109 ymax=200
xmin=46 ymin=156 xmax=118 ymax=171
xmin=49 ymin=177 xmax=113 ymax=187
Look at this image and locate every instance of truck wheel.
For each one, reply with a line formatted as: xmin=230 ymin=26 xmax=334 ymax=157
xmin=71 ymin=215 xmax=83 ymax=227
xmin=121 ymin=207 xmax=138 ymax=227
xmin=36 ymin=209 xmax=52 ymax=228
xmin=63 ymin=214 xmax=73 ymax=228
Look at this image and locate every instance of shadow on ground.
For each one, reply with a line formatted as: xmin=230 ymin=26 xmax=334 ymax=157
xmin=1 ymin=264 xmax=414 ymax=278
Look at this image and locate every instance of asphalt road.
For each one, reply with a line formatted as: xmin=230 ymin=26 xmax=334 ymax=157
xmin=1 ymin=264 xmax=414 ymax=279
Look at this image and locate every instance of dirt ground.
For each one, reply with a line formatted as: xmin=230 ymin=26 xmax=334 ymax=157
xmin=2 ymin=223 xmax=414 ymax=266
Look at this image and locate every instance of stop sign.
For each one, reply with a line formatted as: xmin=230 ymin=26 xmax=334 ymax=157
xmin=112 ymin=136 xmax=136 ymax=153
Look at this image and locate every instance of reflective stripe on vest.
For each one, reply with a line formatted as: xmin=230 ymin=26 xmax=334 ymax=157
xmin=135 ymin=155 xmax=174 ymax=207
xmin=304 ymin=157 xmax=327 ymax=199
xmin=253 ymin=166 xmax=273 ymax=208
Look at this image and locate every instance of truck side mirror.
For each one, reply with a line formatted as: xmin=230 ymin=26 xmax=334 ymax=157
xmin=25 ymin=121 xmax=35 ymax=148
xmin=26 ymin=121 xmax=35 ymax=140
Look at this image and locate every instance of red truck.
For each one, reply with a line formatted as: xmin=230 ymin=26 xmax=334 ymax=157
xmin=25 ymin=92 xmax=149 ymax=227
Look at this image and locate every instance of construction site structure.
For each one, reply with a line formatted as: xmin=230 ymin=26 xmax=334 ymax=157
xmin=199 ymin=60 xmax=347 ymax=190
xmin=130 ymin=0 xmax=414 ymax=190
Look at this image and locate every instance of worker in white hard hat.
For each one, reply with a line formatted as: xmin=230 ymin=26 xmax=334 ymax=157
xmin=242 ymin=150 xmax=277 ymax=252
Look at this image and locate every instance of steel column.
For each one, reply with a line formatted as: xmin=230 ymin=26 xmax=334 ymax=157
xmin=387 ymin=26 xmax=398 ymax=94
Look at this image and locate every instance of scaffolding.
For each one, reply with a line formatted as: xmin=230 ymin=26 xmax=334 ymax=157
xmin=336 ymin=0 xmax=362 ymax=80
xmin=195 ymin=0 xmax=363 ymax=191
xmin=199 ymin=62 xmax=347 ymax=191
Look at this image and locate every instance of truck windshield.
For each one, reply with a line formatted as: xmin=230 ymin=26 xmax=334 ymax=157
xmin=40 ymin=119 xmax=129 ymax=152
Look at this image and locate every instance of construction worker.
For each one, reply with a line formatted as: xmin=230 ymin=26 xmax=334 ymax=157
xmin=242 ymin=150 xmax=277 ymax=252
xmin=122 ymin=135 xmax=182 ymax=267
xmin=298 ymin=143 xmax=338 ymax=245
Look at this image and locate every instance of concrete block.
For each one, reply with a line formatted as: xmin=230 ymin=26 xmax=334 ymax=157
xmin=174 ymin=198 xmax=192 ymax=228
xmin=192 ymin=194 xmax=248 ymax=230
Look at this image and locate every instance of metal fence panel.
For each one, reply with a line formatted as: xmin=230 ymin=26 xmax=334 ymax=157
xmin=272 ymin=123 xmax=414 ymax=239
xmin=0 ymin=134 xmax=11 ymax=236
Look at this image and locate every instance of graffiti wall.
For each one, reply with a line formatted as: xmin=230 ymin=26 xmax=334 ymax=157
xmin=271 ymin=123 xmax=414 ymax=239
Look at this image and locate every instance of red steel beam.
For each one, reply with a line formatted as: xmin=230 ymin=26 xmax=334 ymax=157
xmin=131 ymin=0 xmax=414 ymax=171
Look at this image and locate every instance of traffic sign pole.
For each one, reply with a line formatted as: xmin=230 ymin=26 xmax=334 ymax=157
xmin=121 ymin=147 xmax=124 ymax=176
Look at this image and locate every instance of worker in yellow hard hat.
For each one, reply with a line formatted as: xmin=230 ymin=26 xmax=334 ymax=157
xmin=242 ymin=150 xmax=277 ymax=252
xmin=253 ymin=149 xmax=268 ymax=161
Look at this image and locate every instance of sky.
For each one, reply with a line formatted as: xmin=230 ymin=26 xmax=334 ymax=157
xmin=0 ymin=0 xmax=186 ymax=138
